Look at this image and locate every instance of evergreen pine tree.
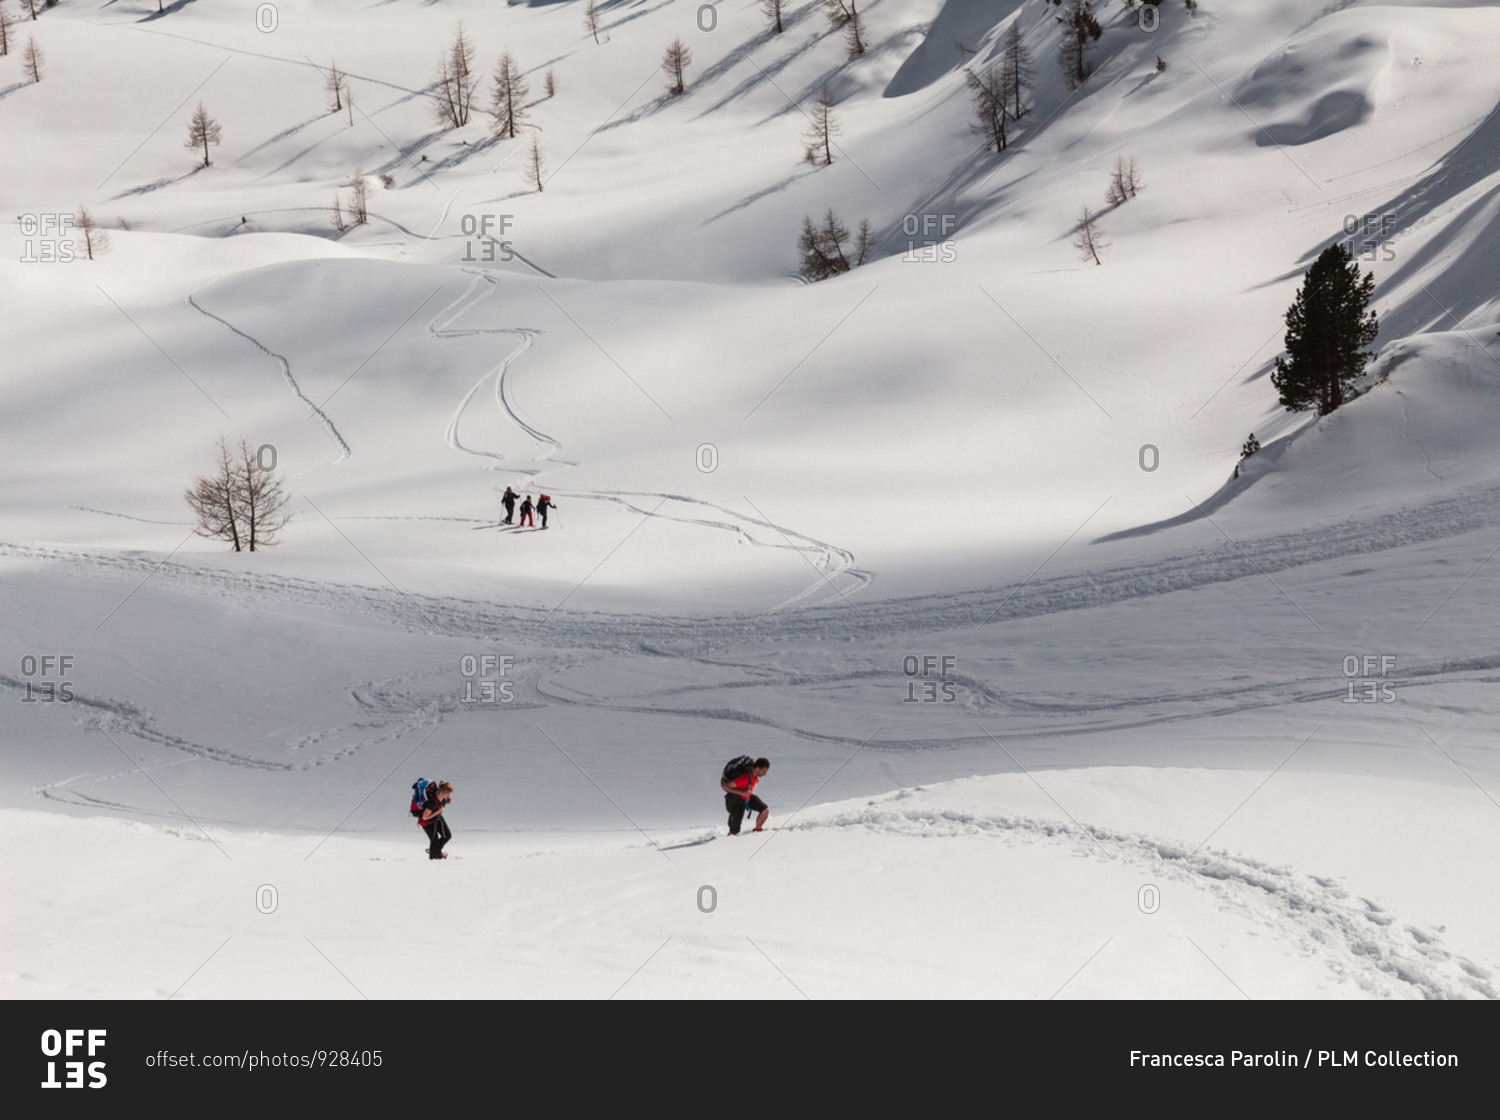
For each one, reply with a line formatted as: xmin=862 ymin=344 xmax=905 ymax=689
xmin=1271 ymin=245 xmax=1379 ymax=415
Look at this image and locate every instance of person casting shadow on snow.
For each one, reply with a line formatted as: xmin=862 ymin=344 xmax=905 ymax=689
xmin=536 ymin=493 xmax=556 ymax=529
xmin=518 ymin=495 xmax=535 ymax=527
xmin=420 ymin=780 xmax=455 ymax=860
xmin=501 ymin=486 xmax=518 ymax=526
xmin=721 ymin=756 xmax=770 ymax=836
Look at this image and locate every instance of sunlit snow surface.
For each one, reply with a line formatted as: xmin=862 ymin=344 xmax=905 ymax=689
xmin=4 ymin=0 xmax=1500 ymax=997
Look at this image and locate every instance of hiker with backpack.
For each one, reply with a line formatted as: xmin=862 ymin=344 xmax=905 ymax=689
xmin=501 ymin=486 xmax=518 ymax=525
xmin=411 ymin=778 xmax=455 ymax=860
xmin=518 ymin=495 xmax=535 ymax=527
xmin=721 ymin=756 xmax=770 ymax=836
xmin=536 ymin=493 xmax=557 ymax=529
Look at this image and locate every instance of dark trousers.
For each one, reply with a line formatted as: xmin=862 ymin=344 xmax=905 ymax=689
xmin=726 ymin=794 xmax=767 ymax=835
xmin=502 ymin=503 xmax=515 ymax=524
xmin=422 ymin=815 xmax=451 ymax=859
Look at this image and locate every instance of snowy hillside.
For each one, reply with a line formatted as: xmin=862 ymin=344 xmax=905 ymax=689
xmin=4 ymin=0 xmax=1500 ymax=1000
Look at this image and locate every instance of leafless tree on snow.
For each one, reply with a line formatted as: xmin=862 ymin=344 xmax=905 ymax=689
xmin=75 ymin=205 xmax=110 ymax=258
xmin=1073 ymin=205 xmax=1107 ymax=265
xmin=802 ymin=85 xmax=840 ymax=166
xmin=662 ymin=37 xmax=691 ymax=95
xmin=490 ymin=50 xmax=529 ymax=138
xmin=185 ymin=101 xmax=222 ymax=165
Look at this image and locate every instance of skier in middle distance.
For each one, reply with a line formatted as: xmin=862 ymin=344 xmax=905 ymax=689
xmin=536 ymin=493 xmax=557 ymax=530
xmin=518 ymin=494 xmax=535 ymax=527
xmin=501 ymin=486 xmax=518 ymax=526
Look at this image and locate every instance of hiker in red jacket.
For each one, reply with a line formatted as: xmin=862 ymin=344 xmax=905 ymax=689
xmin=721 ymin=757 xmax=770 ymax=835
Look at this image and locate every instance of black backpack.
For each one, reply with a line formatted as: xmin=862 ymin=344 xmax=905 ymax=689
xmin=721 ymin=755 xmax=754 ymax=784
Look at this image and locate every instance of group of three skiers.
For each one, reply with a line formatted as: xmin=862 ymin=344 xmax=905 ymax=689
xmin=500 ymin=486 xmax=555 ymax=529
xmin=411 ymin=756 xmax=771 ymax=860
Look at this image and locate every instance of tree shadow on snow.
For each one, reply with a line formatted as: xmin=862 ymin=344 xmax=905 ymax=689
xmin=139 ymin=0 xmax=204 ymax=22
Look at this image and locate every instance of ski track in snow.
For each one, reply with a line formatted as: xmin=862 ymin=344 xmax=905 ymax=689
xmin=771 ymin=801 xmax=1496 ymax=1000
xmin=187 ymin=292 xmax=352 ymax=468
xmin=16 ymin=479 xmax=1500 ymax=649
xmin=429 ymin=269 xmax=559 ymax=464
xmin=427 ymin=268 xmax=871 ymax=607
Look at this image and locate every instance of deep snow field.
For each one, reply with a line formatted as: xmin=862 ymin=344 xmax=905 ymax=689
xmin=4 ymin=0 xmax=1500 ymax=998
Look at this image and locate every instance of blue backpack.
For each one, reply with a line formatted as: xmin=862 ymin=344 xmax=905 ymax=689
xmin=410 ymin=778 xmax=434 ymax=819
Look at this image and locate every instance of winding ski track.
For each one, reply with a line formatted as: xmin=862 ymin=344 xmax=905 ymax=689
xmin=427 ymin=267 xmax=871 ymax=607
xmin=187 ymin=292 xmax=352 ymax=467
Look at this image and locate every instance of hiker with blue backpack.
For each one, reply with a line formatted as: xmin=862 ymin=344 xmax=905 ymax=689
xmin=721 ymin=755 xmax=770 ymax=836
xmin=411 ymin=778 xmax=455 ymax=860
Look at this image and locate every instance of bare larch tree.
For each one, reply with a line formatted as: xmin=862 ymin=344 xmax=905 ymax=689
xmin=324 ymin=60 xmax=347 ymax=114
xmin=186 ymin=438 xmax=244 ymax=552
xmin=662 ymin=37 xmax=691 ymax=95
xmin=1000 ymin=21 xmax=1034 ymax=121
xmin=583 ymin=0 xmax=604 ymax=44
xmin=236 ymin=440 xmax=291 ymax=551
xmin=763 ymin=0 xmax=785 ymax=34
xmin=185 ymin=102 xmax=222 ymax=165
xmin=798 ymin=209 xmax=873 ymax=281
xmin=527 ymin=134 xmax=545 ymax=192
xmin=1073 ymin=205 xmax=1107 ymax=265
xmin=23 ymin=34 xmax=42 ymax=82
xmin=185 ymin=438 xmax=291 ymax=552
xmin=825 ymin=0 xmax=867 ymax=57
xmin=348 ymin=166 xmax=369 ymax=225
xmin=75 ymin=205 xmax=110 ymax=259
xmin=432 ymin=24 xmax=478 ymax=129
xmin=803 ymin=85 xmax=840 ymax=166
xmin=965 ymin=64 xmax=1009 ymax=152
xmin=1104 ymin=155 xmax=1143 ymax=205
xmin=490 ymin=51 xmax=529 ymax=138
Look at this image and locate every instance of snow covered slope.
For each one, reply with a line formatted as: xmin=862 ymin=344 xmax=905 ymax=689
xmin=4 ymin=0 xmax=1500 ymax=998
